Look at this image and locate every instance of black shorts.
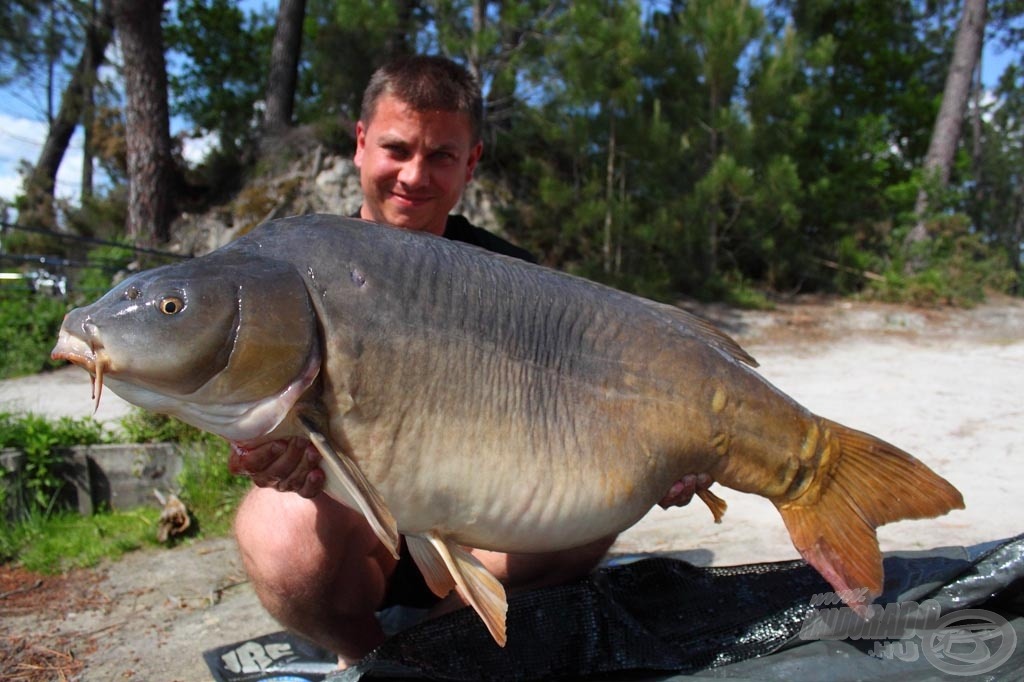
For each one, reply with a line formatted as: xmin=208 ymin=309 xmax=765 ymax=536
xmin=380 ymin=537 xmax=443 ymax=609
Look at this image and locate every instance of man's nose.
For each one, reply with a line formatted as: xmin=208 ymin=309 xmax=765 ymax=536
xmin=397 ymin=156 xmax=428 ymax=186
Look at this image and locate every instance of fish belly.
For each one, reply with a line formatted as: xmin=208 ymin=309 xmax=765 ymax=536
xmin=327 ymin=337 xmax=751 ymax=554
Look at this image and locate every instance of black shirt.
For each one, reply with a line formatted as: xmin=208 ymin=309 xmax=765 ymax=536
xmin=441 ymin=214 xmax=536 ymax=264
xmin=353 ymin=209 xmax=536 ymax=264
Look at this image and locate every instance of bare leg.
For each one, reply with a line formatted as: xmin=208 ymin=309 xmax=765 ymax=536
xmin=236 ymin=488 xmax=617 ymax=663
xmin=234 ymin=487 xmax=397 ymax=665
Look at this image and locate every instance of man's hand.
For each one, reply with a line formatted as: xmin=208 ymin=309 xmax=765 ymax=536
xmin=658 ymin=473 xmax=713 ymax=509
xmin=228 ymin=438 xmax=326 ymax=499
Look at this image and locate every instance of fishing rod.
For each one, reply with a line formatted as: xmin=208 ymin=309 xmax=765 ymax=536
xmin=0 ymin=221 xmax=190 ymax=260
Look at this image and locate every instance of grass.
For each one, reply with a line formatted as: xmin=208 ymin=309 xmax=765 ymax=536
xmin=10 ymin=507 xmax=162 ymax=574
xmin=176 ymin=439 xmax=251 ymax=538
xmin=1 ymin=410 xmax=252 ymax=574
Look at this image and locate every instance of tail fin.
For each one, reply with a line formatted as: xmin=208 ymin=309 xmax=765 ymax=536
xmin=775 ymin=418 xmax=964 ymax=612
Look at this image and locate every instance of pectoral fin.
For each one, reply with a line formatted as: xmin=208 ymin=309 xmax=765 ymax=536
xmin=406 ymin=532 xmax=508 ymax=647
xmin=300 ymin=418 xmax=400 ymax=560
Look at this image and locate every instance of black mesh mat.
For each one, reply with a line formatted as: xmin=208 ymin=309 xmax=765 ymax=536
xmin=330 ymin=534 xmax=1024 ymax=681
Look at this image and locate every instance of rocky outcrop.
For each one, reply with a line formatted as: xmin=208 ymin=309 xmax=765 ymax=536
xmin=171 ymin=139 xmax=507 ymax=257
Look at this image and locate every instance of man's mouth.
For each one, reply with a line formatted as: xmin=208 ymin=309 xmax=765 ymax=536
xmin=390 ymin=192 xmax=433 ymax=207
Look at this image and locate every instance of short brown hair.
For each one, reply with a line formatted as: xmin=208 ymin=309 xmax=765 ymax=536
xmin=360 ymin=55 xmax=483 ymax=143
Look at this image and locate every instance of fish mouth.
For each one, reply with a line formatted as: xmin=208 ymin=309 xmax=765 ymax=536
xmin=52 ymin=328 xmax=111 ymax=413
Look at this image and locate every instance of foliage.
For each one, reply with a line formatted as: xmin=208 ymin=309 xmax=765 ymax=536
xmin=968 ymin=62 xmax=1024 ymax=291
xmin=0 ymin=236 xmax=142 ymax=381
xmin=299 ymin=0 xmax=409 ymax=122
xmin=870 ymin=216 xmax=1018 ymax=306
xmin=0 ymin=412 xmax=108 ymax=515
xmin=0 ymin=0 xmax=81 ymax=108
xmin=116 ymin=411 xmax=247 ymax=537
xmin=118 ymin=408 xmax=220 ymax=445
xmin=3 ymin=0 xmax=1024 ymax=302
xmin=75 ymin=243 xmax=135 ymax=296
xmin=0 ymin=288 xmax=69 ymax=379
xmin=176 ymin=439 xmax=248 ymax=537
xmin=0 ymin=409 xmax=247 ymax=568
xmin=165 ymin=0 xmax=273 ymax=158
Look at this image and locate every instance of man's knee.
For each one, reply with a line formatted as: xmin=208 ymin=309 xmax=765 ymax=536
xmin=236 ymin=488 xmax=317 ymax=556
xmin=235 ymin=488 xmax=326 ymax=598
xmin=234 ymin=489 xmax=395 ymax=613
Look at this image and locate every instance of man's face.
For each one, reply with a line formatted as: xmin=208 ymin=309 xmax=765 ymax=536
xmin=354 ymin=94 xmax=483 ymax=236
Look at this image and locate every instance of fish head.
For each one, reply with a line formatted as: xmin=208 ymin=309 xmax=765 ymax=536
xmin=52 ymin=252 xmax=321 ymax=440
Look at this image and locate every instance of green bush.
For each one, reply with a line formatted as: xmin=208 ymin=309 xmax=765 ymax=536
xmin=0 ymin=289 xmax=69 ymax=379
xmin=872 ymin=215 xmax=1018 ymax=306
xmin=75 ymin=243 xmax=133 ymax=298
xmin=119 ymin=410 xmax=248 ymax=535
xmin=118 ymin=409 xmax=217 ymax=445
xmin=177 ymin=439 xmax=249 ymax=537
xmin=0 ymin=409 xmax=248 ymax=569
xmin=0 ymin=412 xmax=109 ymax=514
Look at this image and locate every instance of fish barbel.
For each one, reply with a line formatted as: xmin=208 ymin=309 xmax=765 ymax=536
xmin=52 ymin=214 xmax=964 ymax=646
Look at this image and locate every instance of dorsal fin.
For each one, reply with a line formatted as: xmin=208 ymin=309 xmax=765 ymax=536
xmin=644 ymin=300 xmax=758 ymax=367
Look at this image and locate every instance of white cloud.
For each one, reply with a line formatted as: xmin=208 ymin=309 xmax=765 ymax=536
xmin=0 ymin=110 xmax=219 ymax=213
xmin=180 ymin=130 xmax=219 ymax=166
xmin=0 ymin=112 xmax=87 ymax=206
xmin=0 ymin=113 xmax=45 ymax=203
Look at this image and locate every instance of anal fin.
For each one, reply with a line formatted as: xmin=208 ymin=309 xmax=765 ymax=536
xmin=300 ymin=417 xmax=400 ymax=560
xmin=406 ymin=532 xmax=508 ymax=647
xmin=697 ymin=488 xmax=728 ymax=523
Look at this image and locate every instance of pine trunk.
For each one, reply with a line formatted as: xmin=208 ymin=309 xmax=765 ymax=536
xmin=263 ymin=0 xmax=306 ymax=136
xmin=908 ymin=0 xmax=987 ymax=246
xmin=112 ymin=0 xmax=174 ymax=244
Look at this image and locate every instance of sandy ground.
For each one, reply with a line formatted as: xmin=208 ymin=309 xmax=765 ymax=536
xmin=1 ymin=296 xmax=1023 ymax=680
xmin=0 ymin=364 xmax=134 ymax=422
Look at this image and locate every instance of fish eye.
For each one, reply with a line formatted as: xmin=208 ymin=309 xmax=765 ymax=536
xmin=159 ymin=296 xmax=185 ymax=315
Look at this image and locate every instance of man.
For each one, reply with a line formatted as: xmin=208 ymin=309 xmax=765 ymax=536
xmin=231 ymin=55 xmax=709 ymax=667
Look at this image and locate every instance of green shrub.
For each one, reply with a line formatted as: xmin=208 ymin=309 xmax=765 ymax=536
xmin=0 ymin=289 xmax=69 ymax=379
xmin=74 ymin=243 xmax=134 ymax=298
xmin=177 ymin=439 xmax=249 ymax=537
xmin=1 ymin=410 xmax=247 ymax=569
xmin=0 ymin=412 xmax=109 ymax=514
xmin=118 ymin=409 xmax=217 ymax=445
xmin=872 ymin=215 xmax=1018 ymax=306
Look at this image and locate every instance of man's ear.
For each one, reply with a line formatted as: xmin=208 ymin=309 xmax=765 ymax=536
xmin=353 ymin=120 xmax=367 ymax=167
xmin=465 ymin=140 xmax=483 ymax=182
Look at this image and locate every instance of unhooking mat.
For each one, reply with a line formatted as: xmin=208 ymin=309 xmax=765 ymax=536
xmin=204 ymin=534 xmax=1024 ymax=681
